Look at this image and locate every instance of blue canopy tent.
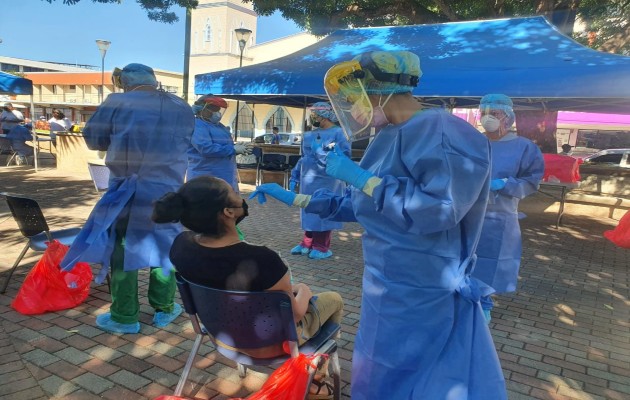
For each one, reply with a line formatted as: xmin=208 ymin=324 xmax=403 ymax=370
xmin=0 ymin=71 xmax=42 ymax=171
xmin=195 ymin=16 xmax=630 ymax=114
xmin=0 ymin=71 xmax=33 ymax=96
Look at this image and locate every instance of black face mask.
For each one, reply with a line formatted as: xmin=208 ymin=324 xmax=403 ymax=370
xmin=310 ymin=115 xmax=321 ymax=128
xmin=235 ymin=199 xmax=249 ymax=225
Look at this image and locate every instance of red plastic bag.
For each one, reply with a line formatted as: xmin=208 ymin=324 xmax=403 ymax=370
xmin=542 ymin=154 xmax=581 ymax=183
xmin=604 ymin=210 xmax=630 ymax=248
xmin=232 ymin=353 xmax=323 ymax=400
xmin=11 ymin=240 xmax=93 ymax=315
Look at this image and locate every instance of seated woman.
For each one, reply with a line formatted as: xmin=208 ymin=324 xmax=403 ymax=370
xmin=152 ymin=176 xmax=342 ymax=399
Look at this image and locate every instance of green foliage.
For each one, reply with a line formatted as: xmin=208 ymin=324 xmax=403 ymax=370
xmin=244 ymin=0 xmax=628 ymax=54
xmin=42 ymin=0 xmax=199 ymax=23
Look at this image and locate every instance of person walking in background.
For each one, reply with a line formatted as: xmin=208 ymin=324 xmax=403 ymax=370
xmin=250 ymin=50 xmax=506 ymax=399
xmin=271 ymin=126 xmax=281 ymax=144
xmin=61 ymin=63 xmax=195 ymax=334
xmin=187 ymin=94 xmax=252 ymax=188
xmin=289 ymin=102 xmax=350 ymax=260
xmin=1 ymin=102 xmax=24 ymax=134
xmin=559 ymin=143 xmax=573 ymax=156
xmin=472 ymin=94 xmax=544 ymax=323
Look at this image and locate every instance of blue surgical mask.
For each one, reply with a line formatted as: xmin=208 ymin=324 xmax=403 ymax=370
xmin=210 ymin=112 xmax=222 ymax=124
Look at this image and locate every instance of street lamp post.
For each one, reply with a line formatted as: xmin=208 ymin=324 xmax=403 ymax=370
xmin=95 ymin=39 xmax=111 ymax=103
xmin=233 ymin=28 xmax=252 ymax=140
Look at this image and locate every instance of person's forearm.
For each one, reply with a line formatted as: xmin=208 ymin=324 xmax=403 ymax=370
xmin=293 ymin=291 xmax=311 ymax=322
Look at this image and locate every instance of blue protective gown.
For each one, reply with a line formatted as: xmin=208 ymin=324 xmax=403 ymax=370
xmin=187 ymin=118 xmax=239 ymax=192
xmin=305 ymin=109 xmax=506 ymax=399
xmin=290 ymin=126 xmax=350 ymax=231
xmin=60 ymin=91 xmax=194 ymax=281
xmin=472 ymin=133 xmax=544 ymax=293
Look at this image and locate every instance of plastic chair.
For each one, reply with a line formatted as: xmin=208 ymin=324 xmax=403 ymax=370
xmin=236 ymin=146 xmax=262 ymax=185
xmin=0 ymin=193 xmax=82 ymax=294
xmin=258 ymin=153 xmax=289 ymax=188
xmin=87 ymin=162 xmax=110 ymax=192
xmin=174 ymin=274 xmax=341 ymax=399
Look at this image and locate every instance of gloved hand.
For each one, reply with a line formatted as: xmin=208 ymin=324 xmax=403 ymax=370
xmin=289 ymin=180 xmax=298 ymax=192
xmin=326 ymin=145 xmax=374 ymax=189
xmin=234 ymin=143 xmax=253 ymax=155
xmin=248 ymin=183 xmax=296 ymax=206
xmin=490 ymin=178 xmax=507 ymax=191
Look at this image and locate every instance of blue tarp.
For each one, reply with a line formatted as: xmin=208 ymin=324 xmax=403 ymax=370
xmin=195 ymin=16 xmax=630 ymax=113
xmin=0 ymin=71 xmax=33 ymax=95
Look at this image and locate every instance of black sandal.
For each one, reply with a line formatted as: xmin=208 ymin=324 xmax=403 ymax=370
xmin=308 ymin=379 xmax=334 ymax=400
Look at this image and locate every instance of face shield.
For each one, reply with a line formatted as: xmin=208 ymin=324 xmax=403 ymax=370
xmin=324 ymin=60 xmax=374 ymax=142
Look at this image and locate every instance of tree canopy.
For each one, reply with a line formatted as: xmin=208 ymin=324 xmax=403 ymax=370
xmin=43 ymin=0 xmax=198 ymax=23
xmin=243 ymin=0 xmax=630 ymax=55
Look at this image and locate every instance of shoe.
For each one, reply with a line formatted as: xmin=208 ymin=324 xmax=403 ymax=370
xmin=308 ymin=249 xmax=333 ymax=260
xmin=308 ymin=379 xmax=333 ymax=400
xmin=153 ymin=303 xmax=183 ymax=328
xmin=16 ymin=156 xmax=26 ymax=166
xmin=483 ymin=309 xmax=492 ymax=324
xmin=291 ymin=244 xmax=310 ymax=255
xmin=95 ymin=313 xmax=140 ymax=334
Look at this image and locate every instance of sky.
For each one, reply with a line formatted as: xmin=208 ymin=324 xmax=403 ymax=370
xmin=1 ymin=0 xmax=303 ymax=72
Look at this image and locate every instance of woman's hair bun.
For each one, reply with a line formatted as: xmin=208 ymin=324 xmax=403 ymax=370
xmin=152 ymin=192 xmax=185 ymax=223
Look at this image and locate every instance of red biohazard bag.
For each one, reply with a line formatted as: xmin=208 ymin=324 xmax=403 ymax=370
xmin=232 ymin=353 xmax=324 ymax=400
xmin=11 ymin=240 xmax=93 ymax=315
xmin=542 ymin=154 xmax=581 ymax=183
xmin=604 ymin=210 xmax=630 ymax=248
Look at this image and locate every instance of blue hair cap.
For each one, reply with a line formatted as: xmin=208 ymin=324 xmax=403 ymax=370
xmin=121 ymin=63 xmax=158 ymax=88
xmin=310 ymin=102 xmax=338 ymax=123
xmin=480 ymin=93 xmax=515 ymax=127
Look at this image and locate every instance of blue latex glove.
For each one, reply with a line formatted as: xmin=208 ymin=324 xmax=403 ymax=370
xmin=490 ymin=179 xmax=507 ymax=191
xmin=248 ymin=183 xmax=296 ymax=206
xmin=289 ymin=180 xmax=297 ymax=192
xmin=325 ymin=145 xmax=374 ymax=189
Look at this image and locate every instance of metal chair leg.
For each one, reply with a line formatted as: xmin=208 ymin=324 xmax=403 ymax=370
xmin=330 ymin=350 xmax=341 ymax=400
xmin=174 ymin=334 xmax=204 ymax=396
xmin=6 ymin=152 xmax=17 ymax=166
xmin=0 ymin=242 xmax=30 ymax=294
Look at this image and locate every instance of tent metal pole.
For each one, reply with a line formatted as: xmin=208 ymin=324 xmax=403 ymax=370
xmin=31 ymin=94 xmax=38 ymax=172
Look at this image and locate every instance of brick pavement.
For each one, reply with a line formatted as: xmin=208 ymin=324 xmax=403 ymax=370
xmin=0 ymin=164 xmax=629 ymax=400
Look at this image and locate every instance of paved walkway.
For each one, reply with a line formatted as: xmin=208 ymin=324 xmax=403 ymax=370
xmin=0 ymin=164 xmax=629 ymax=400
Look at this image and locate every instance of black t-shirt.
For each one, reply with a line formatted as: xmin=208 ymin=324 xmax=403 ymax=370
xmin=169 ymin=231 xmax=288 ymax=291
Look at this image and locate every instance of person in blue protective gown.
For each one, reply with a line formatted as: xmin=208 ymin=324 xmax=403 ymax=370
xmin=472 ymin=94 xmax=544 ymax=323
xmin=288 ymin=102 xmax=351 ymax=259
xmin=60 ymin=63 xmax=195 ymax=334
xmin=187 ymin=94 xmax=253 ymax=190
xmin=7 ymin=120 xmax=34 ymax=164
xmin=249 ymin=51 xmax=507 ymax=399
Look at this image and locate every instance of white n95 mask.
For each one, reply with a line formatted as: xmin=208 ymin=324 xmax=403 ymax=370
xmin=480 ymin=115 xmax=501 ymax=132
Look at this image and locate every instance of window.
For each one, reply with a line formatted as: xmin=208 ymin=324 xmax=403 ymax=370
xmin=576 ymin=129 xmax=630 ymax=151
xmin=233 ymin=104 xmax=254 ymax=139
xmin=588 ymin=153 xmax=623 ymax=164
xmin=265 ymin=108 xmax=292 ymax=133
xmin=204 ymin=19 xmax=212 ymax=42
xmin=162 ymin=85 xmax=178 ymax=94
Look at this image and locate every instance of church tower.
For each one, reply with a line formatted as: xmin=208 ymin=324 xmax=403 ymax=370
xmin=188 ymin=0 xmax=257 ymax=100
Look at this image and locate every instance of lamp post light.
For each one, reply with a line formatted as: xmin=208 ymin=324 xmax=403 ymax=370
xmin=233 ymin=28 xmax=252 ymax=140
xmin=95 ymin=39 xmax=111 ymax=104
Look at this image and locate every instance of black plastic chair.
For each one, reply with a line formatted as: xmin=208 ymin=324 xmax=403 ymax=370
xmin=236 ymin=146 xmax=262 ymax=185
xmin=87 ymin=161 xmax=110 ymax=192
xmin=258 ymin=153 xmax=289 ymax=188
xmin=1 ymin=193 xmax=82 ymax=293
xmin=174 ymin=274 xmax=341 ymax=399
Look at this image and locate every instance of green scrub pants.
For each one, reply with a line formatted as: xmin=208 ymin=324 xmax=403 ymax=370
xmin=109 ymin=217 xmax=176 ymax=324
